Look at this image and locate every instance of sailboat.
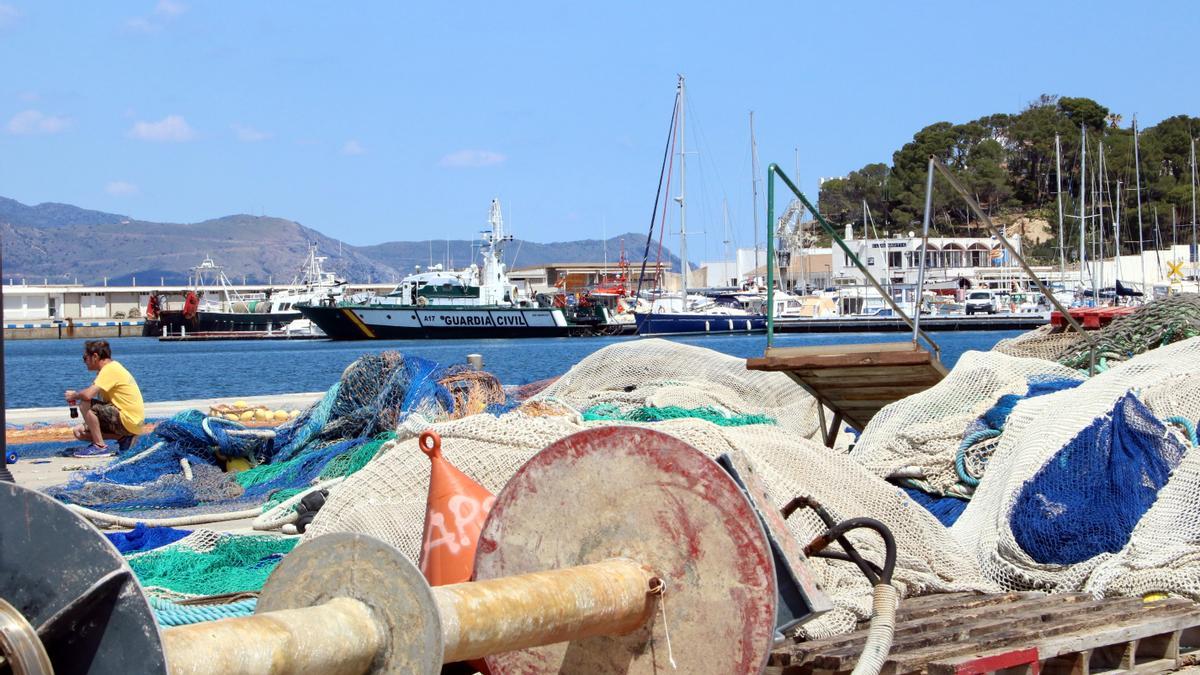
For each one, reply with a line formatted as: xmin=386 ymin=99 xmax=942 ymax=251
xmin=635 ymin=76 xmax=770 ymax=337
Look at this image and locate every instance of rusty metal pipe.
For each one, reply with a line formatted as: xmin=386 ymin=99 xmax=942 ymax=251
xmin=162 ymin=597 xmax=383 ymax=675
xmin=434 ymin=558 xmax=656 ymax=663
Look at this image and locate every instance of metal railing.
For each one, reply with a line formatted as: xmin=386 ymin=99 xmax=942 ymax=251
xmin=766 ymin=164 xmax=942 ymax=359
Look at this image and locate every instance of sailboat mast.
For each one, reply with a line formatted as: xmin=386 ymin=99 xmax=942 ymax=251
xmin=1055 ymin=133 xmax=1066 ymax=283
xmin=1192 ymin=138 xmax=1198 ymax=292
xmin=676 ymin=75 xmax=688 ymax=296
xmin=722 ymin=198 xmax=732 ymax=277
xmin=1079 ymin=124 xmax=1087 ymax=289
xmin=1133 ymin=118 xmax=1146 ymax=294
xmin=749 ymin=112 xmax=761 ymax=287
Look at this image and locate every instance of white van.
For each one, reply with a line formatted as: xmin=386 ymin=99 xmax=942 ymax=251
xmin=964 ymin=289 xmax=999 ymax=315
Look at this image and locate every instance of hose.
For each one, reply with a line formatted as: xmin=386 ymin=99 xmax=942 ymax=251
xmin=850 ymin=583 xmax=899 ymax=675
xmin=69 ymin=504 xmax=264 ymax=529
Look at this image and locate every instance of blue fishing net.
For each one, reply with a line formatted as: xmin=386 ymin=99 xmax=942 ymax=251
xmin=976 ymin=376 xmax=1084 ymax=434
xmin=1009 ymin=393 xmax=1189 ymax=565
xmin=901 ymin=486 xmax=968 ymax=526
xmin=105 ymin=523 xmax=192 ymax=555
xmin=46 ymin=351 xmax=513 ymax=516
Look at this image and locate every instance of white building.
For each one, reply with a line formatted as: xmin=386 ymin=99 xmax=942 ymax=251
xmin=832 ymin=224 xmax=1019 ymax=288
xmin=699 ymin=247 xmax=768 ymax=288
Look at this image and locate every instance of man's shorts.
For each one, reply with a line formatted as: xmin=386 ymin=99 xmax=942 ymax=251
xmin=90 ymin=400 xmax=126 ymax=436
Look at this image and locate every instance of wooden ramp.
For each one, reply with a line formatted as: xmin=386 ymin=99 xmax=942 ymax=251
xmin=746 ymin=342 xmax=947 ymax=445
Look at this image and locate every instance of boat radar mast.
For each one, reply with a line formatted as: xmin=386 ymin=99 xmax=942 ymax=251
xmin=479 ymin=199 xmax=516 ymax=305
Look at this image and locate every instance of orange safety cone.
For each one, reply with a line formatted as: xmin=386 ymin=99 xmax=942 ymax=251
xmin=418 ymin=430 xmax=495 ymax=587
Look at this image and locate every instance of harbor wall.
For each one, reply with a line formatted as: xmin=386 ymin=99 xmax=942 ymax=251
xmin=3 ymin=320 xmax=143 ymax=340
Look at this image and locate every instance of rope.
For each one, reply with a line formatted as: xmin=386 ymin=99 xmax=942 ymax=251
xmin=1165 ymin=415 xmax=1199 ymax=447
xmin=955 ymin=429 xmax=1002 ymax=488
xmin=151 ymin=597 xmax=257 ymax=626
xmin=69 ymin=504 xmax=263 ymax=529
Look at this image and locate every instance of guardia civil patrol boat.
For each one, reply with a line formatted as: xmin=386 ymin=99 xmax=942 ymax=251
xmin=298 ymin=200 xmax=605 ymax=339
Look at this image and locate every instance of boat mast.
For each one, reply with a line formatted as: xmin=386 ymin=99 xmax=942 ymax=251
xmin=675 ymin=75 xmax=688 ymax=297
xmin=722 ymin=198 xmax=732 ymax=283
xmin=1115 ymin=178 xmax=1122 ymax=289
xmin=1055 ymin=133 xmax=1066 ymax=284
xmin=750 ymin=112 xmax=761 ymax=287
xmin=1192 ymin=138 xmax=1198 ymax=292
xmin=1097 ymin=141 xmax=1106 ymax=298
xmin=1133 ymin=118 xmax=1146 ymax=295
xmin=1079 ymin=124 xmax=1087 ymax=290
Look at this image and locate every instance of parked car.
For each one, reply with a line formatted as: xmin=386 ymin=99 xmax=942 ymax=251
xmin=964 ymin=290 xmax=999 ymax=315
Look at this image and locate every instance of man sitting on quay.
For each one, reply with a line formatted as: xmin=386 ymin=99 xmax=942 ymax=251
xmin=65 ymin=340 xmax=144 ymax=458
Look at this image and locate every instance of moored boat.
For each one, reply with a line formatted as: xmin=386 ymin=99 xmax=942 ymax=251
xmin=298 ymin=200 xmax=609 ymax=339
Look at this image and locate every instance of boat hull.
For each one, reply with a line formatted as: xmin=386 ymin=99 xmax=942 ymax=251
xmin=297 ymin=304 xmax=579 ymax=340
xmin=635 ymin=313 xmax=767 ymax=336
xmin=143 ymin=309 xmax=302 ymax=336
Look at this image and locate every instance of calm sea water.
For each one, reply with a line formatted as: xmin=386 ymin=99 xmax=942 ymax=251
xmin=3 ymin=331 xmax=1022 ymax=409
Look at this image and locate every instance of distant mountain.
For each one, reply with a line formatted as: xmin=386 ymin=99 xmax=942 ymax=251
xmin=358 ymin=233 xmax=681 ymax=276
xmin=0 ymin=197 xmax=128 ymax=230
xmin=0 ymin=197 xmax=684 ymax=285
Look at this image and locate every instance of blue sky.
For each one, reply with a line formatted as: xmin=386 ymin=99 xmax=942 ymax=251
xmin=1 ymin=1 xmax=1197 ymax=264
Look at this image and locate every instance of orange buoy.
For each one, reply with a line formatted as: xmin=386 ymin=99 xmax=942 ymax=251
xmin=417 ymin=430 xmax=495 ymax=587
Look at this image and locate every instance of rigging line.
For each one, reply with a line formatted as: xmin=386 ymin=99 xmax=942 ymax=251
xmin=636 ymin=89 xmax=681 ymax=298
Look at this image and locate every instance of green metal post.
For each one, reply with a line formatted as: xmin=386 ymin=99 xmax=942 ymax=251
xmin=766 ymin=164 xmax=776 ymax=348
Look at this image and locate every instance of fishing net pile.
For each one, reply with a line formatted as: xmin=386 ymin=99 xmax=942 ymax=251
xmin=951 ymin=337 xmax=1200 ymax=597
xmin=46 ymin=352 xmax=512 ymax=519
xmin=850 ymin=351 xmax=1085 ymax=501
xmin=306 ymin=340 xmax=990 ymax=639
xmin=994 ymin=292 xmax=1200 ymax=369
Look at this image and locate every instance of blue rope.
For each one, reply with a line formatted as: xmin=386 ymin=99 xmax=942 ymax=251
xmin=1165 ymin=416 xmax=1199 ymax=447
xmin=956 ymin=429 xmax=1002 ymax=488
xmin=150 ymin=597 xmax=257 ymax=626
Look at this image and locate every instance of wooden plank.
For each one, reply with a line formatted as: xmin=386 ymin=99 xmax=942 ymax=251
xmin=1033 ymin=608 xmax=1200 ymax=663
xmin=929 ymin=612 xmax=1200 ymax=675
xmin=782 ymin=590 xmax=1046 ymax=658
xmin=765 ymin=342 xmax=927 ymax=357
xmin=927 ymin=647 xmax=1041 ymax=675
xmin=748 ymin=350 xmax=934 ymax=371
xmin=884 ymin=602 xmax=1199 ymax=674
xmin=807 ymin=596 xmax=1150 ymax=671
xmin=788 ymin=365 xmax=942 ymax=379
xmin=788 ymin=595 xmax=1086 ymax=666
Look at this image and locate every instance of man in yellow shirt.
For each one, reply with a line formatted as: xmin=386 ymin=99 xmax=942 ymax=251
xmin=65 ymin=340 xmax=145 ymax=458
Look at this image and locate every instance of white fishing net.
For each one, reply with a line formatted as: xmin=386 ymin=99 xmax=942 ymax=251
xmin=991 ymin=323 xmax=1085 ymax=362
xmin=850 ymin=351 xmax=1083 ymax=496
xmin=951 ymin=337 xmax=1200 ymax=595
xmin=306 ymin=339 xmax=989 ymax=639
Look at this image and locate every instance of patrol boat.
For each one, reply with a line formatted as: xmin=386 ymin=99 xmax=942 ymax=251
xmin=297 ymin=200 xmax=591 ymax=339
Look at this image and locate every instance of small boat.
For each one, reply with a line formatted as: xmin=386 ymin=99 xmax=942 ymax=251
xmin=143 ymin=247 xmax=347 ymax=336
xmin=298 ymin=200 xmax=608 ymax=339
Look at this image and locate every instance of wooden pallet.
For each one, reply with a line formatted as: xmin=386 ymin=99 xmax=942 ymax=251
xmin=768 ymin=592 xmax=1200 ymax=675
xmin=746 ymin=342 xmax=947 ymax=444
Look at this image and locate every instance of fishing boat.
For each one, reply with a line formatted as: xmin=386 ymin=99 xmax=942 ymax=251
xmin=297 ymin=200 xmax=607 ymax=339
xmin=142 ymin=247 xmax=346 ymax=336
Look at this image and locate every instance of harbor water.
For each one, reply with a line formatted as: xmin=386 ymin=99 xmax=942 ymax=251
xmin=5 ymin=331 xmax=1022 ymax=409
